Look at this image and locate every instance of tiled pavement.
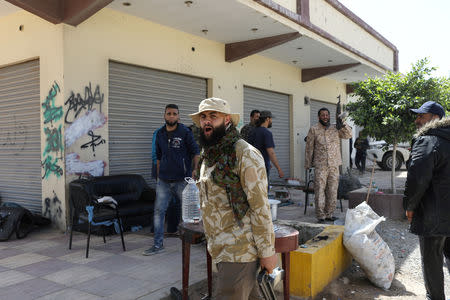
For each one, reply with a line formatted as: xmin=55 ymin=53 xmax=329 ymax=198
xmin=0 ymin=229 xmax=208 ymax=300
xmin=0 ymin=167 xmax=408 ymax=300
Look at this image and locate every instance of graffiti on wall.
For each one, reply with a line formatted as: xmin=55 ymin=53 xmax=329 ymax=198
xmin=42 ymin=81 xmax=63 ymax=179
xmin=64 ymin=83 xmax=107 ymax=176
xmin=43 ymin=191 xmax=62 ymax=222
xmin=64 ymin=83 xmax=104 ymax=124
xmin=41 ymin=155 xmax=64 ymax=179
xmin=81 ymin=131 xmax=106 ymax=156
xmin=42 ymin=82 xmax=63 ymax=125
xmin=65 ymin=109 xmax=107 ymax=147
xmin=0 ymin=116 xmax=27 ymax=152
xmin=66 ymin=152 xmax=105 ymax=177
xmin=43 ymin=125 xmax=63 ymax=157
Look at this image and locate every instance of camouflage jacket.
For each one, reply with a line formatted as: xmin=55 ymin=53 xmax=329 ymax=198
xmin=197 ymin=139 xmax=275 ymax=264
xmin=305 ymin=122 xmax=352 ymax=168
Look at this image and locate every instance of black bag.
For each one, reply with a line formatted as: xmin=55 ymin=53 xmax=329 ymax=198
xmin=338 ymin=168 xmax=362 ymax=199
xmin=0 ymin=206 xmax=35 ymax=241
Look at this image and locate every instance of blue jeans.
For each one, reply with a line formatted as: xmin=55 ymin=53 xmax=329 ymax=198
xmin=154 ymin=179 xmax=186 ymax=247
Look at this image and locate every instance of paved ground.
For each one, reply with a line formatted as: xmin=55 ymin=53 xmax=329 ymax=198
xmin=0 ymin=227 xmax=208 ymax=299
xmin=3 ymin=165 xmax=444 ymax=300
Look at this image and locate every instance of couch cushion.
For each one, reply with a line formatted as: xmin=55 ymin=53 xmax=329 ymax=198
xmin=110 ymin=192 xmax=141 ymax=205
xmin=118 ymin=201 xmax=154 ymax=217
xmin=92 ymin=174 xmax=145 ymax=198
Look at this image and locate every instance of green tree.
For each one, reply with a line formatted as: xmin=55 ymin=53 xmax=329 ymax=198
xmin=347 ymin=58 xmax=450 ymax=193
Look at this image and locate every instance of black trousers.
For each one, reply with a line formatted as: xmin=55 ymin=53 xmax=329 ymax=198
xmin=355 ymin=152 xmax=366 ymax=172
xmin=419 ymin=236 xmax=450 ymax=300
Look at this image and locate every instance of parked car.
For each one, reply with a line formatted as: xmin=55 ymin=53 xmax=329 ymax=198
xmin=366 ymin=141 xmax=410 ymax=171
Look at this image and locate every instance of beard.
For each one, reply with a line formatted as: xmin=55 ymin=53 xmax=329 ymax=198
xmin=268 ymin=121 xmax=273 ymax=128
xmin=165 ymin=119 xmax=178 ymax=127
xmin=199 ymin=122 xmax=227 ymax=148
xmin=319 ymin=119 xmax=330 ymax=127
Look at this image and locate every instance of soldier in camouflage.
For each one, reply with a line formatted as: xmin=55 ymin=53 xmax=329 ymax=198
xmin=190 ymin=98 xmax=276 ymax=299
xmin=305 ymin=107 xmax=352 ymax=223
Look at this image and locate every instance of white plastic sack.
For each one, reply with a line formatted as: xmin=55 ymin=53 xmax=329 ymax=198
xmin=343 ymin=202 xmax=395 ymax=289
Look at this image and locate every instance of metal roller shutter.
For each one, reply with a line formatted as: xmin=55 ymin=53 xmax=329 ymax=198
xmin=243 ymin=86 xmax=291 ymax=179
xmin=109 ymin=61 xmax=207 ymax=185
xmin=0 ymin=60 xmax=41 ymax=213
xmin=310 ymin=99 xmax=337 ymax=127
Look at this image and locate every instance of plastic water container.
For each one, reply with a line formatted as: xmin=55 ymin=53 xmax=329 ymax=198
xmin=182 ymin=177 xmax=201 ymax=223
xmin=268 ymin=199 xmax=281 ymax=221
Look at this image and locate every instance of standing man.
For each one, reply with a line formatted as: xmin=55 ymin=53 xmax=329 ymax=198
xmin=248 ymin=110 xmax=284 ymax=181
xmin=190 ymin=98 xmax=277 ymax=299
xmin=354 ymin=131 xmax=369 ymax=174
xmin=305 ymin=107 xmax=352 ymax=223
xmin=240 ymin=109 xmax=260 ymax=142
xmin=143 ymin=104 xmax=200 ymax=255
xmin=404 ymin=101 xmax=450 ymax=300
xmin=151 ymin=126 xmax=178 ymax=235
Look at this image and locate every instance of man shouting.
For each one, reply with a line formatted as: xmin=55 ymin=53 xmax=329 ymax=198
xmin=190 ymin=97 xmax=277 ymax=299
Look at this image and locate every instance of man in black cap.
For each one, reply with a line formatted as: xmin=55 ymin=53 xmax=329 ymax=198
xmin=404 ymin=100 xmax=450 ymax=300
xmin=248 ymin=110 xmax=284 ymax=182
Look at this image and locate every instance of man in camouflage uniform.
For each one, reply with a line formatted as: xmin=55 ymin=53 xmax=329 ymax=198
xmin=240 ymin=109 xmax=260 ymax=142
xmin=190 ymin=98 xmax=276 ymax=299
xmin=305 ymin=107 xmax=352 ymax=223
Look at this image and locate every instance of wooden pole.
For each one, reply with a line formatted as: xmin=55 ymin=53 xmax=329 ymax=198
xmin=365 ymin=158 xmax=377 ymax=203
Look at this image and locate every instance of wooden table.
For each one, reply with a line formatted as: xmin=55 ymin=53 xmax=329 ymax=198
xmin=177 ymin=222 xmax=299 ymax=300
xmin=177 ymin=222 xmax=211 ymax=300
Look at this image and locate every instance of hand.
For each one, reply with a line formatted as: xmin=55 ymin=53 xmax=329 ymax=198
xmin=278 ymin=169 xmax=284 ymax=178
xmin=406 ymin=210 xmax=414 ymax=223
xmin=338 ymin=112 xmax=348 ymax=120
xmin=260 ymin=254 xmax=278 ymax=274
xmin=191 ymin=169 xmax=197 ymax=180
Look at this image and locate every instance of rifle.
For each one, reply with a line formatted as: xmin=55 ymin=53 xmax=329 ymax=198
xmin=336 ymin=95 xmax=343 ymax=130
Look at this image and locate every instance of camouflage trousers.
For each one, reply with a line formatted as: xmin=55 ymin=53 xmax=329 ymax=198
xmin=314 ymin=166 xmax=339 ymax=219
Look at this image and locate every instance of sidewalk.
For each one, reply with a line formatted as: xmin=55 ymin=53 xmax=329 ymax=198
xmin=0 ymin=167 xmax=408 ymax=300
xmin=0 ymin=228 xmax=207 ymax=300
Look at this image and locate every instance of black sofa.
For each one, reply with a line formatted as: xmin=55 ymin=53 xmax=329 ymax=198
xmin=69 ymin=174 xmax=156 ymax=223
xmin=69 ymin=174 xmax=156 ymax=257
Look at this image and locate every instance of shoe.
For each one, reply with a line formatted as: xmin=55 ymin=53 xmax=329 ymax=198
xmin=325 ymin=216 xmax=338 ymax=221
xmin=142 ymin=245 xmax=165 ymax=256
xmin=170 ymin=287 xmax=182 ymax=300
xmin=317 ymin=219 xmax=325 ymax=224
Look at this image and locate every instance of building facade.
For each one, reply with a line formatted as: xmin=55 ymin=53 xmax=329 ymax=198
xmin=0 ymin=0 xmax=397 ymax=230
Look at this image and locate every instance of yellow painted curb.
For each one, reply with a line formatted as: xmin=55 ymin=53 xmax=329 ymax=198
xmin=290 ymin=225 xmax=352 ymax=298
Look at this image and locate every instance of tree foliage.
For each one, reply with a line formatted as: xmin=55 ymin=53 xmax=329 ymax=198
xmin=347 ymin=58 xmax=450 ymax=145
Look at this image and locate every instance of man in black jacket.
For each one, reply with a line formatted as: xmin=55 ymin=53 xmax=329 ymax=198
xmin=143 ymin=104 xmax=200 ymax=256
xmin=404 ymin=101 xmax=450 ymax=300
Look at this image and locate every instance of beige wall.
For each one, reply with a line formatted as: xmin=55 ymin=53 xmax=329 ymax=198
xmin=310 ymin=0 xmax=394 ymax=70
xmin=1 ymin=8 xmax=351 ymax=229
xmin=0 ymin=11 xmax=66 ymax=229
xmin=272 ymin=0 xmax=297 ymax=12
xmin=63 ymin=8 xmax=347 ymax=177
xmin=240 ymin=0 xmax=391 ymax=74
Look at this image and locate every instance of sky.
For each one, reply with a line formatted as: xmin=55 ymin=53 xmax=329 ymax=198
xmin=338 ymin=0 xmax=450 ymax=77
